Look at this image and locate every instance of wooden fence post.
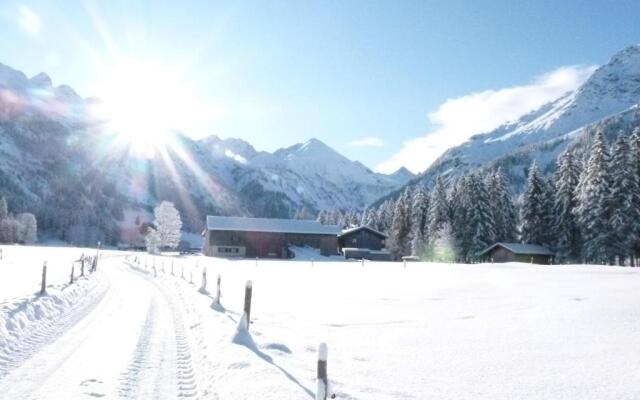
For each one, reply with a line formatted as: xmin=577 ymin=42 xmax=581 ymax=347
xmin=40 ymin=262 xmax=47 ymax=295
xmin=81 ymin=257 xmax=85 ymax=277
xmin=244 ymin=280 xmax=253 ymax=329
xmin=171 ymin=260 xmax=174 ymax=275
xmin=316 ymin=342 xmax=333 ymax=400
xmin=215 ymin=274 xmax=221 ymax=303
xmin=181 ymin=265 xmax=185 ymax=280
xmin=200 ymin=267 xmax=207 ymax=292
xmin=70 ymin=263 xmax=75 ymax=284
xmin=362 ymin=258 xmax=365 ymax=267
xmin=190 ymin=271 xmax=193 ymax=284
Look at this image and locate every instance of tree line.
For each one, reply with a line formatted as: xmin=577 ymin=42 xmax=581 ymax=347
xmin=317 ymin=128 xmax=640 ymax=265
xmin=0 ymin=196 xmax=38 ymax=244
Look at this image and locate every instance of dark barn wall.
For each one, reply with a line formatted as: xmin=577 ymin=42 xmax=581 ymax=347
xmin=207 ymin=230 xmax=338 ymax=258
xmin=487 ymin=246 xmax=553 ymax=264
xmin=338 ymin=229 xmax=386 ymax=251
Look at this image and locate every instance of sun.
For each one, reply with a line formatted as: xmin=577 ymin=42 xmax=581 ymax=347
xmin=87 ymin=57 xmax=208 ymax=157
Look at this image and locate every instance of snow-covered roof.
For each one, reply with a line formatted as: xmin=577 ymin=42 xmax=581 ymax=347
xmin=339 ymin=226 xmax=388 ymax=239
xmin=206 ymin=216 xmax=341 ymax=235
xmin=479 ymin=242 xmax=554 ymax=256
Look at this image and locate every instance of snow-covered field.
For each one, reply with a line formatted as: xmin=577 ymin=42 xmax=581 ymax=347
xmin=2 ymin=246 xmax=640 ymax=399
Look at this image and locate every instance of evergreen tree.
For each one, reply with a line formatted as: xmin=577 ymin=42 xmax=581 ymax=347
xmin=520 ymin=161 xmax=552 ymax=245
xmin=466 ymin=174 xmax=495 ymax=260
xmin=486 ymin=168 xmax=518 ymax=243
xmin=576 ymin=131 xmax=614 ymax=264
xmin=552 ymin=150 xmax=582 ymax=262
xmin=388 ymin=189 xmax=412 ymax=259
xmin=609 ymin=135 xmax=640 ymax=265
xmin=410 ymin=187 xmax=429 ymax=255
xmin=630 ymin=128 xmax=640 ymax=263
xmin=0 ymin=197 xmax=7 ymax=221
xmin=450 ymin=176 xmax=473 ymax=261
xmin=427 ymin=176 xmax=449 ymax=236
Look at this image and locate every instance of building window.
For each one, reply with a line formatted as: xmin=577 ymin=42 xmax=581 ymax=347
xmin=351 ymin=238 xmax=357 ymax=244
xmin=217 ymin=246 xmax=240 ymax=254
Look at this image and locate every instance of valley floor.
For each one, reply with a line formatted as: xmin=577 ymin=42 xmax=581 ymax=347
xmin=1 ymin=246 xmax=640 ymax=399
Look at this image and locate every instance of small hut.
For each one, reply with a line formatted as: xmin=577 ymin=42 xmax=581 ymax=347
xmin=479 ymin=243 xmax=554 ymax=264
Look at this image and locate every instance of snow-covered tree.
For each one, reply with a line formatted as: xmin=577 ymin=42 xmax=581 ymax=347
xmin=466 ymin=173 xmax=495 ymax=260
xmin=145 ymin=226 xmax=161 ymax=255
xmin=486 ymin=168 xmax=518 ymax=243
xmin=16 ymin=213 xmax=37 ymax=244
xmin=630 ymin=127 xmax=640 ymax=263
xmin=552 ymin=151 xmax=582 ymax=262
xmin=520 ymin=161 xmax=553 ymax=245
xmin=153 ymin=201 xmax=182 ymax=249
xmin=360 ymin=208 xmax=376 ymax=228
xmin=0 ymin=197 xmax=7 ymax=221
xmin=576 ymin=131 xmax=614 ymax=264
xmin=427 ymin=176 xmax=449 ymax=235
xmin=410 ymin=187 xmax=429 ymax=255
xmin=387 ymin=189 xmax=412 ymax=259
xmin=609 ymin=135 xmax=640 ymax=265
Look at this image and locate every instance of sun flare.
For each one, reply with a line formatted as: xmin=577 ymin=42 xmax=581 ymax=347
xmin=88 ymin=58 xmax=209 ymax=157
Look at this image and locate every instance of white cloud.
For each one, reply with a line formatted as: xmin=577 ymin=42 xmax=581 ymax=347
xmin=17 ymin=5 xmax=42 ymax=37
xmin=375 ymin=65 xmax=597 ymax=174
xmin=348 ymin=136 xmax=385 ymax=147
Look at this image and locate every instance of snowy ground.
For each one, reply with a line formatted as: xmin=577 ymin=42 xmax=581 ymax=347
xmin=2 ymin=246 xmax=640 ymax=399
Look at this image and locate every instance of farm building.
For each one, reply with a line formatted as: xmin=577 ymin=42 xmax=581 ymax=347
xmin=202 ymin=216 xmax=341 ymax=258
xmin=338 ymin=226 xmax=391 ymax=261
xmin=479 ymin=243 xmax=554 ymax=264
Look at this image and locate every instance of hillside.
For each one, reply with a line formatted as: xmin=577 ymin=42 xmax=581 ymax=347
xmin=397 ymin=44 xmax=640 ymax=194
xmin=0 ymin=62 xmax=410 ymax=244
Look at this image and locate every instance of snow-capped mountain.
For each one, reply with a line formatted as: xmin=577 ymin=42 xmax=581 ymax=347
xmin=0 ymin=62 xmax=410 ymax=243
xmin=198 ymin=135 xmax=410 ymax=215
xmin=404 ymin=44 xmax=640 ymax=192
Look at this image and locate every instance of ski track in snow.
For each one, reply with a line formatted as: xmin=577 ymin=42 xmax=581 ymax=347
xmin=0 ymin=257 xmax=210 ymax=400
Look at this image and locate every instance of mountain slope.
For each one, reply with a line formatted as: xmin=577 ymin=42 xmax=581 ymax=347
xmin=0 ymin=62 xmax=409 ymax=243
xmin=402 ymin=44 xmax=640 ymax=193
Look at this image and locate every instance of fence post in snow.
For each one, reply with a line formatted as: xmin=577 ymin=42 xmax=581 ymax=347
xmin=70 ymin=263 xmax=75 ymax=284
xmin=255 ymin=257 xmax=259 ymax=268
xmin=81 ymin=256 xmax=85 ymax=277
xmin=40 ymin=262 xmax=47 ymax=296
xmin=311 ymin=258 xmax=314 ymax=268
xmin=181 ymin=265 xmax=185 ymax=280
xmin=244 ymin=280 xmax=253 ymax=329
xmin=190 ymin=271 xmax=193 ymax=284
xmin=403 ymin=259 xmax=406 ymax=268
xmin=171 ymin=260 xmax=174 ymax=275
xmin=362 ymin=258 xmax=365 ymax=267
xmin=316 ymin=342 xmax=334 ymax=400
xmin=200 ymin=268 xmax=207 ymax=292
xmin=215 ymin=274 xmax=221 ymax=303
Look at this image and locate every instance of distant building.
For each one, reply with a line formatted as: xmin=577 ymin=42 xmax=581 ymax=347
xmin=202 ymin=216 xmax=340 ymax=258
xmin=479 ymin=243 xmax=554 ymax=264
xmin=338 ymin=226 xmax=391 ymax=261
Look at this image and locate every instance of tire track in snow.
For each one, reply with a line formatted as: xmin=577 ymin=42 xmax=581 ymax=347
xmin=125 ymin=263 xmax=203 ymax=399
xmin=118 ymin=297 xmax=158 ymax=399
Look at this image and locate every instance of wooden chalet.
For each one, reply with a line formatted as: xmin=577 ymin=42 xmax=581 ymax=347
xmin=338 ymin=226 xmax=391 ymax=261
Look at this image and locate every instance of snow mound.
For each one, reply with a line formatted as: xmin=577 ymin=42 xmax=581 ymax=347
xmin=289 ymin=246 xmax=344 ymax=261
xmin=0 ymin=271 xmax=108 ymax=377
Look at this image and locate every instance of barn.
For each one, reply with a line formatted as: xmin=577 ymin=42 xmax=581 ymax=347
xmin=338 ymin=226 xmax=391 ymax=261
xmin=202 ymin=216 xmax=341 ymax=258
xmin=479 ymin=243 xmax=554 ymax=264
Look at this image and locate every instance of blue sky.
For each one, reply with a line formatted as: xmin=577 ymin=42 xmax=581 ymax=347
xmin=2 ymin=1 xmax=640 ymax=173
